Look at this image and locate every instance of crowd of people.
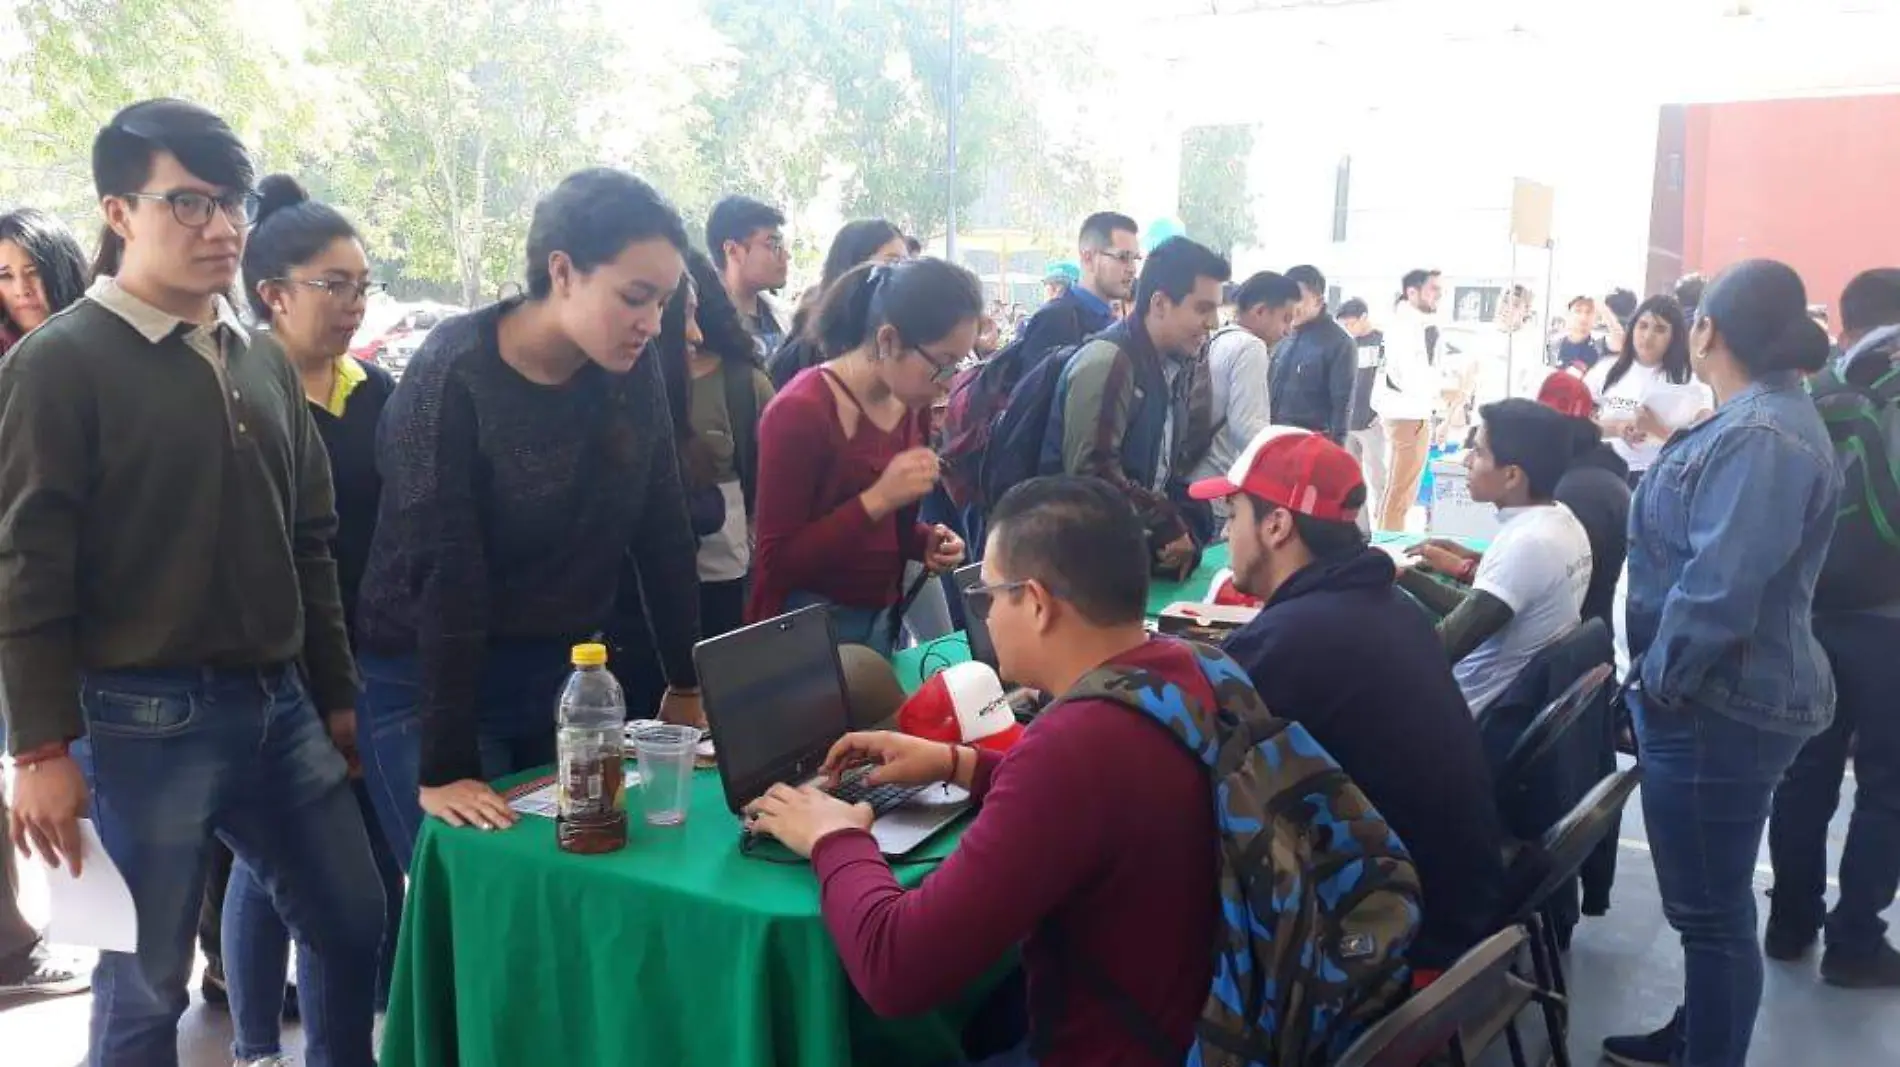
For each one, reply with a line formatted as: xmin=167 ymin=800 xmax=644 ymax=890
xmin=1 ymin=93 xmax=1898 ymax=1067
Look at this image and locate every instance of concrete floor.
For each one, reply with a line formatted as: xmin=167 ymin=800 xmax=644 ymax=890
xmin=5 ymin=759 xmax=1897 ymax=1066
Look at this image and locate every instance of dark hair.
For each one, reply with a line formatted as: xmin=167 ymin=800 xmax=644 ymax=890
xmin=1246 ymin=487 xmax=1370 ymax=561
xmin=815 ymin=257 xmax=983 ymax=359
xmin=1567 ymin=295 xmax=1595 ymax=312
xmin=1233 ymin=270 xmax=1300 ymax=312
xmin=240 ymin=174 xmax=360 ymax=322
xmin=903 ymin=234 xmax=923 ymax=257
xmin=1602 ymin=295 xmax=1692 ymax=392
xmin=1480 ymin=398 xmax=1583 ymax=500
xmin=1401 ymin=269 xmax=1439 ymax=298
xmin=525 ymin=168 xmax=688 ymax=300
xmin=1673 ymin=273 xmax=1706 ymax=311
xmin=821 ymin=219 xmax=905 ymax=293
xmin=1336 ymin=297 xmax=1370 ymax=320
xmin=1078 ymin=212 xmax=1138 ymax=251
xmin=1604 ymin=288 xmax=1638 ymax=323
xmin=705 ymin=195 xmax=785 ymax=270
xmin=990 ymin=476 xmax=1149 ymax=626
xmin=1839 ymin=268 xmax=1900 ymax=337
xmin=90 ymin=98 xmax=254 ymax=280
xmin=1699 ymin=259 xmax=1831 ymax=378
xmin=1134 ymin=237 xmax=1231 ymax=322
xmin=0 ymin=208 xmax=88 ymax=331
xmin=1286 ymin=264 xmax=1326 ymax=300
xmin=658 ymin=246 xmax=758 ymax=484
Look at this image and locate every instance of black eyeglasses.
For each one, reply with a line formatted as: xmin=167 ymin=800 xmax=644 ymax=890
xmin=1096 ymin=250 xmax=1143 ymax=267
xmin=123 ymin=190 xmax=262 ymax=228
xmin=908 ymin=345 xmax=961 ymax=384
xmin=962 ymin=579 xmax=1031 ymax=621
xmin=272 ymin=278 xmax=387 ymax=302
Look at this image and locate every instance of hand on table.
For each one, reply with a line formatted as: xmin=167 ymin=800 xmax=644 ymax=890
xmin=821 ymin=730 xmax=958 ymax=788
xmin=8 ymin=755 xmax=89 ymax=875
xmin=1156 ymin=534 xmax=1195 ymax=576
xmin=419 ymin=779 xmax=518 ymax=831
xmin=658 ymin=687 xmax=706 ymax=730
xmin=744 ymin=783 xmax=874 ymax=859
xmin=925 ymin=525 xmax=966 ymax=574
xmin=1407 ymin=541 xmax=1470 ymax=577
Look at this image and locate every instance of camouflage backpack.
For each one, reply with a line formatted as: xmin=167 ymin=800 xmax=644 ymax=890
xmin=1044 ymin=641 xmax=1422 ymax=1067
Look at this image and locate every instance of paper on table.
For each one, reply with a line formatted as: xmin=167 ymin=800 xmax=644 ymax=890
xmin=44 ymin=819 xmax=138 ymax=953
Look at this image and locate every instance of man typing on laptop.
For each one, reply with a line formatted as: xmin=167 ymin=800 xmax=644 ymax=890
xmin=744 ymin=477 xmax=1219 ymax=1067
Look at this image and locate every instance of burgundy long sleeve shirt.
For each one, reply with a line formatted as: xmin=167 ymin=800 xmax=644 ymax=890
xmin=749 ymin=366 xmax=931 ymax=622
xmin=809 ymin=638 xmax=1219 ymax=1066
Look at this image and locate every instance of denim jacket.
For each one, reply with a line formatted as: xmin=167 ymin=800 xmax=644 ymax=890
xmin=1625 ymin=371 xmax=1841 ymax=734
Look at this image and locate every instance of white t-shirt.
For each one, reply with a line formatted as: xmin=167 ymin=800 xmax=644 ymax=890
xmin=1454 ymin=503 xmax=1594 ymax=715
xmin=1583 ymin=360 xmax=1714 ymax=472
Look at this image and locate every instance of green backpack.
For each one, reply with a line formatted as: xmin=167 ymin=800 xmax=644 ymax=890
xmin=1034 ymin=641 xmax=1422 ymax=1067
xmin=1809 ymin=330 xmax=1900 ymax=611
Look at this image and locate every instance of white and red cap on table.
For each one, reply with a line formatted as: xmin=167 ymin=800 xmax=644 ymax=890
xmin=1187 ymin=425 xmax=1366 ymax=524
xmin=898 ymin=661 xmax=1025 ymax=752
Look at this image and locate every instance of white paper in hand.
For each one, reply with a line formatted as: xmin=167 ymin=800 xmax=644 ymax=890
xmin=45 ymin=819 xmax=138 ymax=953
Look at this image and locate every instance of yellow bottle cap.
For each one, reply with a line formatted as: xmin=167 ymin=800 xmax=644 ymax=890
xmin=571 ymin=642 xmax=608 ymax=667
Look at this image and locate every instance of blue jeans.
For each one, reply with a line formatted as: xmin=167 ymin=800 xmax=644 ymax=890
xmin=72 ymin=665 xmax=384 ymax=1067
xmin=1767 ymin=611 xmax=1900 ymax=950
xmin=787 ymin=591 xmax=897 ymax=657
xmin=224 ymin=778 xmax=404 ymax=1059
xmin=1634 ymin=693 xmax=1807 ymax=1067
xmin=357 ymin=640 xmax=571 ymax=869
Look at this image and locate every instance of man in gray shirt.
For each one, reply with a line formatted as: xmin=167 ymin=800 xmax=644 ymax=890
xmin=1192 ymin=271 xmax=1300 ymax=526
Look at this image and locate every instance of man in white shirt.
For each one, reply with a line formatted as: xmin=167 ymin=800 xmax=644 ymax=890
xmin=1399 ymin=399 xmax=1593 ymax=715
xmin=1193 ymin=271 xmax=1301 ymax=522
xmin=1371 ymin=269 xmax=1443 ymax=531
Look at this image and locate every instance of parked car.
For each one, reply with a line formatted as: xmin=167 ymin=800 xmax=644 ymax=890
xmin=350 ymin=301 xmax=464 ymax=376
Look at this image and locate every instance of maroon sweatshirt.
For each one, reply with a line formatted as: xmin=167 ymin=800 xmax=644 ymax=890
xmin=809 ymin=638 xmax=1218 ymax=1066
xmin=749 ymin=366 xmax=931 ymax=623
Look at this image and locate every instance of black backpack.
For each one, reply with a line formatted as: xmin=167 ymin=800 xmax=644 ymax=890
xmin=1810 ymin=331 xmax=1900 ymax=610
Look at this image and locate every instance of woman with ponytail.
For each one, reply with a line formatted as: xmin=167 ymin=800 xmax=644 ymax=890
xmin=1605 ymin=260 xmax=1841 ymax=1067
xmin=748 ymin=257 xmax=981 ymax=652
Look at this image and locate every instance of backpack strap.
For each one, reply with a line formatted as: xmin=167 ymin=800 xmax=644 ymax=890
xmin=1028 ymin=923 xmax=1181 ymax=1065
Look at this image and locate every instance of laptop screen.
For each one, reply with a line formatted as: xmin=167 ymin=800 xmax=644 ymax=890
xmin=693 ymin=605 xmax=851 ymax=812
xmin=953 ymin=562 xmax=1000 ymax=672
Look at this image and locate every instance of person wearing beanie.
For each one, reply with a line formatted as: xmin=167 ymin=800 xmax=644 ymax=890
xmin=1397 ymin=400 xmax=1593 ymax=717
xmin=1199 ymin=428 xmax=1505 ymax=972
xmin=1605 ymin=259 xmax=1841 ymax=1067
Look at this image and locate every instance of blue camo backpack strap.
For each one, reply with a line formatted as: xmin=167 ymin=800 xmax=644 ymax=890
xmin=1064 ymin=640 xmax=1423 ymax=1067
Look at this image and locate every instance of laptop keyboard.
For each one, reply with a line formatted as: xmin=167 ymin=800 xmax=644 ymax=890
xmin=830 ymin=774 xmax=927 ymax=815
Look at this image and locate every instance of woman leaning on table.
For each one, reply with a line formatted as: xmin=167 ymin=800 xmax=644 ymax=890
xmin=353 ymin=168 xmax=702 ymax=861
xmin=1603 ymin=259 xmax=1840 ymax=1067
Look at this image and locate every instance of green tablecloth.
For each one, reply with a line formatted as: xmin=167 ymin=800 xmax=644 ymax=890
xmin=380 ymin=766 xmax=978 ymax=1067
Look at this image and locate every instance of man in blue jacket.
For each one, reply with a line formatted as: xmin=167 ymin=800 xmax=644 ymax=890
xmin=1192 ymin=427 xmax=1505 ymax=971
xmin=1014 ymin=212 xmax=1140 ymax=360
xmin=1269 ymin=265 xmax=1358 ymax=443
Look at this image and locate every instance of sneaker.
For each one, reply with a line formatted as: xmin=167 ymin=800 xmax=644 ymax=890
xmin=234 ymin=1057 xmax=293 ymax=1067
xmin=1602 ymin=1008 xmax=1683 ymax=1067
xmin=1764 ymin=920 xmax=1818 ymax=962
xmin=1821 ymin=940 xmax=1900 ymax=989
xmin=0 ymin=944 xmax=90 ymax=1000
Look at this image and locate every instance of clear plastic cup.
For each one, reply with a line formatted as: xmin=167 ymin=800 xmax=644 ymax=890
xmin=632 ymin=724 xmax=700 ymax=826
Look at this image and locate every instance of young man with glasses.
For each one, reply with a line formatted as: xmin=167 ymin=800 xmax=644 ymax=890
xmin=0 ymin=98 xmax=385 ymax=1067
xmin=1014 ymin=212 xmax=1140 ymax=361
xmin=707 ymin=194 xmax=793 ymax=356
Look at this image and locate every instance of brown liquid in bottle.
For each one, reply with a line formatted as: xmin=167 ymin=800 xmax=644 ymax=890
xmin=556 ymin=748 xmax=627 ymax=854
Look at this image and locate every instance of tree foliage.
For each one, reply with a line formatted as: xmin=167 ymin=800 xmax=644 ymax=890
xmin=1179 ymin=124 xmax=1260 ymax=260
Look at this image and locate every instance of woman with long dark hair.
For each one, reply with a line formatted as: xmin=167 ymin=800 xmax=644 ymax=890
xmin=217 ymin=174 xmax=405 ymax=1061
xmin=656 ymin=247 xmax=774 ymax=640
xmin=355 ymin=168 xmax=702 ymax=860
xmin=1582 ymin=295 xmax=1711 ymax=488
xmin=1605 ymin=260 xmax=1840 ymax=1067
xmin=765 ymin=218 xmax=908 ymax=389
xmin=749 ymin=258 xmax=980 ymax=652
xmin=0 ymin=209 xmax=88 ymax=353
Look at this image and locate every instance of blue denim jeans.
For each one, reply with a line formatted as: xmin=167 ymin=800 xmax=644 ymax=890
xmin=786 ymin=591 xmax=898 ymax=657
xmin=357 ymin=640 xmax=570 ymax=869
xmin=1634 ymin=693 xmax=1807 ymax=1067
xmin=224 ymin=777 xmax=404 ymax=1059
xmin=71 ymin=665 xmax=385 ymax=1067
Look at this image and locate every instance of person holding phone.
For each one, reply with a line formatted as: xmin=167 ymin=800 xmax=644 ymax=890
xmin=748 ymin=258 xmax=982 ymax=654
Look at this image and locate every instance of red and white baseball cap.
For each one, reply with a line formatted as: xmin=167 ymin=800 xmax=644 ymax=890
xmin=897 ymin=661 xmax=1025 ymax=753
xmin=1187 ymin=426 xmax=1366 ymax=523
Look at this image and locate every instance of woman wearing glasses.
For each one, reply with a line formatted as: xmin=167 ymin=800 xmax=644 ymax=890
xmin=749 ymin=258 xmax=981 ymax=653
xmin=209 ymin=174 xmax=405 ymax=1066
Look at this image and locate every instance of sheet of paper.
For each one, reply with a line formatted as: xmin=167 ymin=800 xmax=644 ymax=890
xmin=44 ymin=819 xmax=138 ymax=953
xmin=504 ymin=777 xmax=561 ymax=819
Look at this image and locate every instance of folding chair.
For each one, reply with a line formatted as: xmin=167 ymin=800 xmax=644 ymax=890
xmin=1331 ymin=926 xmax=1534 ymax=1067
xmin=1492 ymin=662 xmax=1613 ymax=807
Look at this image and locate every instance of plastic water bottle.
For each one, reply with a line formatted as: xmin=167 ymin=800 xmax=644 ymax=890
xmin=556 ymin=642 xmax=627 ymax=854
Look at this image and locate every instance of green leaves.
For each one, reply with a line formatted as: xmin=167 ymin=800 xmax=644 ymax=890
xmin=1179 ymin=124 xmax=1261 ymax=261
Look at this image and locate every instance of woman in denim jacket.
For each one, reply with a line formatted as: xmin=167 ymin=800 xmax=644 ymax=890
xmin=1605 ymin=260 xmax=1841 ymax=1067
